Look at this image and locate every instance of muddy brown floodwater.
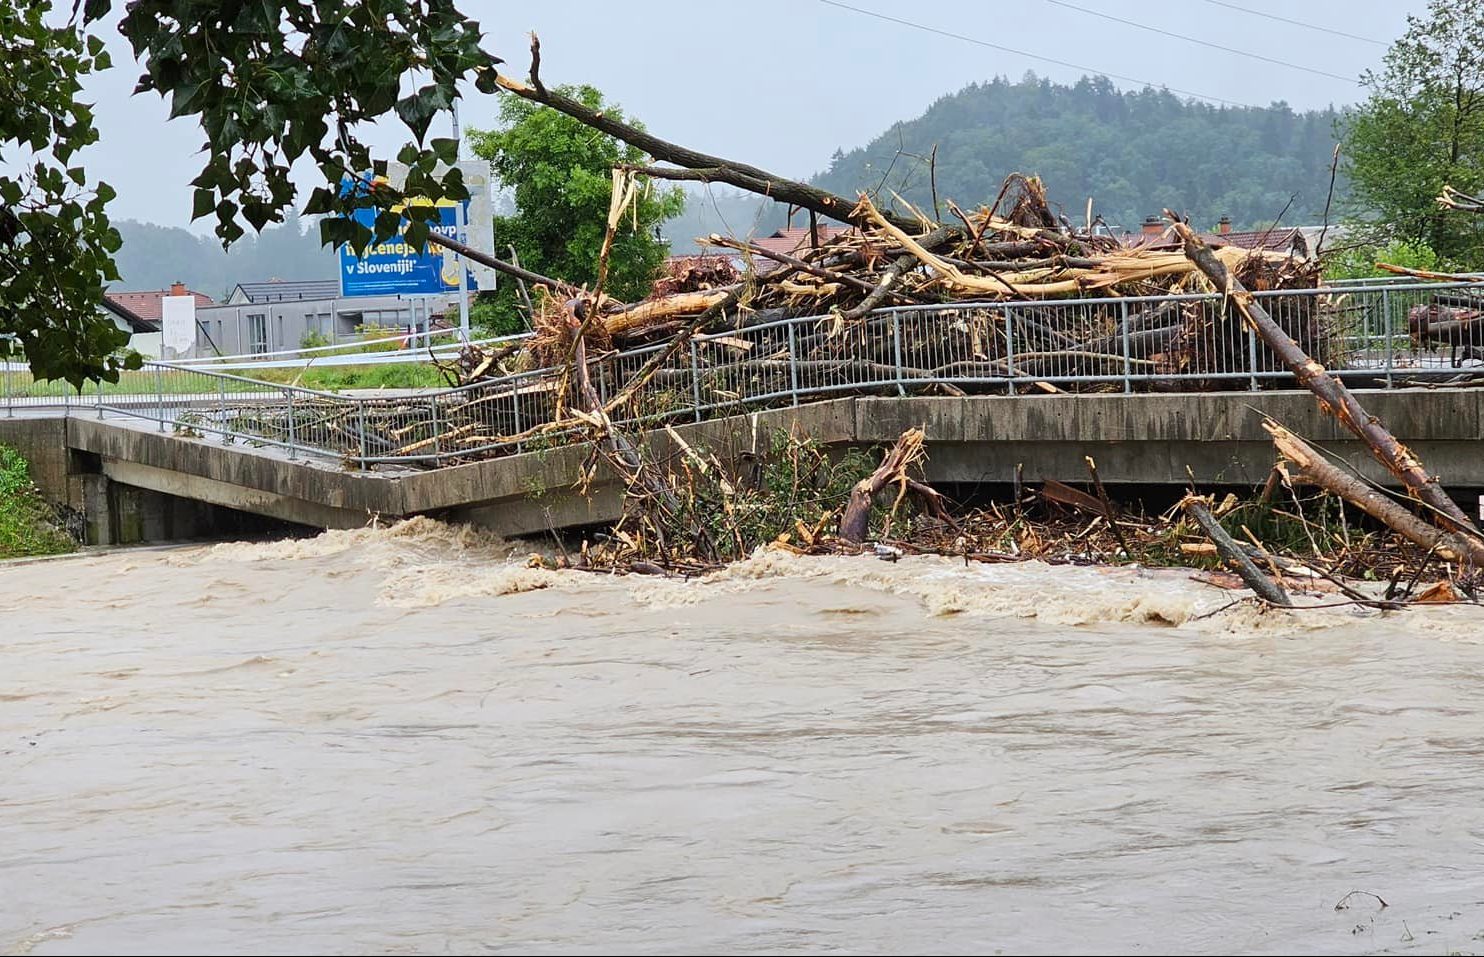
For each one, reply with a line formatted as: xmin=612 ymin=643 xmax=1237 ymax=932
xmin=4 ymin=518 xmax=1484 ymax=955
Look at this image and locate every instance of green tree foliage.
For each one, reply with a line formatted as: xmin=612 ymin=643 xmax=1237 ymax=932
xmin=1324 ymin=238 xmax=1443 ymax=280
xmin=812 ymin=73 xmax=1341 ymax=234
xmin=1342 ymin=0 xmax=1484 ymax=265
xmin=467 ymin=85 xmax=684 ymax=335
xmin=0 ymin=1 xmax=132 ymax=386
xmin=5 ymin=0 xmax=499 ymax=383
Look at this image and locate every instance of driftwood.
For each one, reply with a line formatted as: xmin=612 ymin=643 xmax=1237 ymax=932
xmin=1180 ymin=495 xmax=1293 ymax=606
xmin=1172 ymin=218 xmax=1482 ymax=539
xmin=838 ymin=428 xmax=953 ymax=543
xmin=1409 ymin=303 xmax=1484 ymax=364
xmin=1266 ymin=421 xmax=1484 ymax=569
xmin=1438 ymin=185 xmax=1484 ymax=213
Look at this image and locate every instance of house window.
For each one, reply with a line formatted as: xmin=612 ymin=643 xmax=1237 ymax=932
xmin=247 ymin=313 xmax=268 ymax=354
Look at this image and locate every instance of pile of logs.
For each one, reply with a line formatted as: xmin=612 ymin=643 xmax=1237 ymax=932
xmin=464 ymin=177 xmax=1327 ymax=386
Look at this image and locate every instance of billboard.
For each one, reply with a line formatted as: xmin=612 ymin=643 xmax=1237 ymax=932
xmin=160 ymin=294 xmax=198 ymax=358
xmin=338 ymin=161 xmax=495 ymax=298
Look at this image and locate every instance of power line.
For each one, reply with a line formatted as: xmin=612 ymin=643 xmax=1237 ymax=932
xmin=1197 ymin=0 xmax=1388 ymax=46
xmin=815 ymin=0 xmax=1252 ymax=107
xmin=1042 ymin=0 xmax=1358 ymax=84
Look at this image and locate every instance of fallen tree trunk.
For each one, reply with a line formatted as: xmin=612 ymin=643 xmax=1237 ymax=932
xmin=1180 ymin=495 xmax=1293 ymax=606
xmin=1408 ymin=304 xmax=1483 ymax=347
xmin=1172 ymin=217 xmax=1482 ymax=538
xmin=603 ymin=289 xmax=737 ymax=337
xmin=704 ymin=234 xmax=903 ymax=299
xmin=1265 ymin=421 xmax=1484 ymax=569
xmin=424 ymin=229 xmax=581 ymax=298
xmin=494 ymin=36 xmax=926 ymax=234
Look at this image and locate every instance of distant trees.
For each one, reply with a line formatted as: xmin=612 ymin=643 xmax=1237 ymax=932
xmin=1342 ymin=0 xmax=1484 ymax=266
xmin=811 ymin=73 xmax=1341 ymax=234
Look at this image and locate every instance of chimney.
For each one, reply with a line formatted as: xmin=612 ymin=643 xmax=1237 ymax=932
xmin=170 ymin=281 xmax=186 ymax=297
xmin=1141 ymin=215 xmax=1163 ymax=238
xmin=1217 ymin=216 xmax=1232 ymax=236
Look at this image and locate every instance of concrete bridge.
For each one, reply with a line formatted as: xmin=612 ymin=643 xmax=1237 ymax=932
xmin=5 ymin=388 xmax=1483 ymax=545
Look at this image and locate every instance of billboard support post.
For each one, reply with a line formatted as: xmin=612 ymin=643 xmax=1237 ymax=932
xmin=453 ymin=102 xmax=471 ymax=341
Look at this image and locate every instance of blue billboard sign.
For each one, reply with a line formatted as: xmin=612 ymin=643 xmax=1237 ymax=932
xmin=338 ymin=200 xmax=480 ymax=298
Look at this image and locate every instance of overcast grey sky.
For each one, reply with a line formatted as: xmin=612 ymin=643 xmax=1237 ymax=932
xmin=80 ymin=0 xmax=1427 ymax=230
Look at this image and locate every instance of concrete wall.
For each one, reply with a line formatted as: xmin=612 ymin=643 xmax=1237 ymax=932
xmin=4 ymin=418 xmax=313 ymax=546
xmin=852 ymin=391 xmax=1484 ymax=490
xmin=0 ymin=418 xmax=70 ymax=502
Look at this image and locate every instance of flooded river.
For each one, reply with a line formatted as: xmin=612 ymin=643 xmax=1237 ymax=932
xmin=4 ymin=518 xmax=1484 ymax=954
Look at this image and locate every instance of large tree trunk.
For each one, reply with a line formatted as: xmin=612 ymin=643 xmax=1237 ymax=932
xmin=1266 ymin=422 xmax=1484 ymax=569
xmin=494 ymin=36 xmax=929 ymax=235
xmin=1172 ymin=218 xmax=1482 ymax=539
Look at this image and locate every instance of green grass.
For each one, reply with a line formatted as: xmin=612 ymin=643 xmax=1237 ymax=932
xmin=0 ymin=445 xmax=74 ymax=559
xmin=252 ymin=363 xmax=450 ymax=391
xmin=5 ymin=361 xmax=451 ymax=398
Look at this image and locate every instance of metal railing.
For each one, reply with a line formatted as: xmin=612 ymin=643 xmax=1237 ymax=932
xmin=170 ymin=329 xmax=530 ymax=370
xmin=6 ymin=279 xmax=1481 ymax=467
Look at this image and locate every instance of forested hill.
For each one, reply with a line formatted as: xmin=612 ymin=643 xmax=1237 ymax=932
xmin=810 ymin=74 xmax=1343 ymax=232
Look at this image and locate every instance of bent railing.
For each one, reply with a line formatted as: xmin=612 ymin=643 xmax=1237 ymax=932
xmin=4 ymin=279 xmax=1478 ymax=468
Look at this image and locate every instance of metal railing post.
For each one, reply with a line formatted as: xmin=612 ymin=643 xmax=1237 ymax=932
xmin=1382 ymin=287 xmax=1394 ymax=389
xmin=218 ymin=377 xmax=228 ymax=443
xmin=429 ymin=395 xmax=441 ymax=458
xmin=1004 ymin=306 xmax=1017 ymax=396
xmin=96 ymin=377 xmax=105 ymax=418
xmin=512 ymin=387 xmax=523 ymax=454
xmin=787 ymin=320 xmax=800 ymax=406
xmin=2 ymin=357 xmax=10 ymax=418
xmin=155 ymin=364 xmax=164 ymax=431
xmin=892 ymin=310 xmax=906 ymax=396
xmin=1120 ymin=299 xmax=1132 ymax=394
xmin=689 ymin=339 xmax=702 ymax=423
xmin=1246 ymin=318 xmax=1260 ymax=392
xmin=286 ymin=389 xmax=298 ymax=460
xmin=357 ymin=399 xmax=369 ymax=465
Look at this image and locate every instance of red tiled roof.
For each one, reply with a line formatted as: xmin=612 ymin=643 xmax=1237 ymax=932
xmin=1120 ymin=225 xmax=1309 ymax=255
xmin=750 ymin=225 xmax=851 ymax=259
xmin=104 ymin=289 xmax=215 ymax=322
xmin=1207 ymin=228 xmax=1306 ymax=253
xmin=698 ymin=225 xmax=853 ymax=274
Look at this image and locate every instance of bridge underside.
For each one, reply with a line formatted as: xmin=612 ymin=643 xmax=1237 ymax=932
xmin=5 ymin=389 xmax=1481 ymax=545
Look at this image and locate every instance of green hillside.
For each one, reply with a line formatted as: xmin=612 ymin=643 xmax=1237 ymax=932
xmin=810 ymin=73 xmax=1344 ymax=232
